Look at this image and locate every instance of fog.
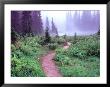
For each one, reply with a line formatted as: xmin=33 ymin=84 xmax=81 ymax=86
xmin=41 ymin=11 xmax=100 ymax=36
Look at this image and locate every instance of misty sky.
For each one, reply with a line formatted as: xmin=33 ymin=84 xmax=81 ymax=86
xmin=41 ymin=11 xmax=100 ymax=36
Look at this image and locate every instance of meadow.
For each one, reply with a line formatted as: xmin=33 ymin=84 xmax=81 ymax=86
xmin=11 ymin=33 xmax=100 ymax=77
xmin=55 ymin=35 xmax=100 ymax=77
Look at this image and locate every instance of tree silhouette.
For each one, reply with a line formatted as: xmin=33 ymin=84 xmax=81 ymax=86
xmin=97 ymin=25 xmax=100 ymax=35
xmin=22 ymin=11 xmax=32 ymax=36
xmin=11 ymin=11 xmax=20 ymax=43
xmin=51 ymin=18 xmax=58 ymax=36
xmin=44 ymin=17 xmax=51 ymax=43
xmin=31 ymin=11 xmax=44 ymax=35
xmin=11 ymin=11 xmax=20 ymax=33
xmin=11 ymin=27 xmax=17 ymax=44
xmin=97 ymin=30 xmax=100 ymax=35
xmin=73 ymin=32 xmax=77 ymax=44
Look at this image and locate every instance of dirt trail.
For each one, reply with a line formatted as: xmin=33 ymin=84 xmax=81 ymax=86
xmin=41 ymin=42 xmax=71 ymax=77
xmin=41 ymin=51 xmax=62 ymax=77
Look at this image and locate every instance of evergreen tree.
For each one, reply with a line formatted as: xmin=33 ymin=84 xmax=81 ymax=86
xmin=46 ymin=17 xmax=50 ymax=31
xmin=97 ymin=25 xmax=100 ymax=35
xmin=45 ymin=17 xmax=51 ymax=43
xmin=37 ymin=11 xmax=44 ymax=35
xmin=11 ymin=11 xmax=20 ymax=33
xmin=97 ymin=29 xmax=100 ymax=35
xmin=51 ymin=18 xmax=58 ymax=36
xmin=31 ymin=11 xmax=44 ymax=35
xmin=73 ymin=32 xmax=77 ymax=44
xmin=11 ymin=27 xmax=17 ymax=44
xmin=22 ymin=11 xmax=32 ymax=36
xmin=45 ymin=29 xmax=51 ymax=43
xmin=11 ymin=11 xmax=20 ymax=43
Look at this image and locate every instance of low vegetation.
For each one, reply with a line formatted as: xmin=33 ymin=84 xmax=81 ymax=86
xmin=11 ymin=36 xmax=48 ymax=77
xmin=54 ymin=34 xmax=100 ymax=77
xmin=11 ymin=32 xmax=100 ymax=77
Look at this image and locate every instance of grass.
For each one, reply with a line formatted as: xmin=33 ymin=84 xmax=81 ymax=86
xmin=11 ymin=34 xmax=100 ymax=77
xmin=11 ymin=57 xmax=45 ymax=77
xmin=55 ymin=34 xmax=100 ymax=77
xmin=11 ymin=36 xmax=48 ymax=77
xmin=57 ymin=57 xmax=100 ymax=77
xmin=11 ymin=35 xmax=65 ymax=77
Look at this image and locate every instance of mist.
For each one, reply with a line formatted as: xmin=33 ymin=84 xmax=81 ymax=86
xmin=41 ymin=10 xmax=100 ymax=36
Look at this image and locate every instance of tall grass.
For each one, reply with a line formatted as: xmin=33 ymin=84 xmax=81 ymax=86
xmin=55 ymin=35 xmax=100 ymax=77
xmin=11 ymin=34 xmax=100 ymax=77
xmin=11 ymin=36 xmax=48 ymax=77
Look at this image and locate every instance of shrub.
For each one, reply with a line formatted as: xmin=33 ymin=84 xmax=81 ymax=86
xmin=60 ymin=66 xmax=86 ymax=77
xmin=37 ymin=36 xmax=46 ymax=45
xmin=11 ymin=36 xmax=47 ymax=77
xmin=44 ymin=29 xmax=51 ymax=43
xmin=11 ymin=44 xmax=17 ymax=51
xmin=54 ymin=35 xmax=100 ymax=77
xmin=56 ymin=37 xmax=65 ymax=44
xmin=55 ymin=54 xmax=70 ymax=65
xmin=67 ymin=35 xmax=100 ymax=59
xmin=50 ymin=37 xmax=56 ymax=43
xmin=48 ymin=43 xmax=58 ymax=50
xmin=58 ymin=57 xmax=100 ymax=77
xmin=55 ymin=48 xmax=65 ymax=54
xmin=11 ymin=57 xmax=45 ymax=77
xmin=87 ymin=39 xmax=100 ymax=57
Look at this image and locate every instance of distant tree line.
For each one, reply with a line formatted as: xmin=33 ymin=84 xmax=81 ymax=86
xmin=11 ymin=11 xmax=58 ymax=44
xmin=66 ymin=11 xmax=100 ymax=35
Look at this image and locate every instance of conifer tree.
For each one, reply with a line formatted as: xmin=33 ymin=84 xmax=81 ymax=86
xmin=31 ymin=11 xmax=44 ymax=35
xmin=51 ymin=18 xmax=58 ymax=36
xmin=45 ymin=17 xmax=51 ymax=43
xmin=11 ymin=11 xmax=20 ymax=33
xmin=22 ymin=11 xmax=32 ymax=36
xmin=73 ymin=32 xmax=77 ymax=44
xmin=11 ymin=11 xmax=20 ymax=43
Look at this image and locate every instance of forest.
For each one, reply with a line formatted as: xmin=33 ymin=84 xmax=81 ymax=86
xmin=11 ymin=11 xmax=100 ymax=77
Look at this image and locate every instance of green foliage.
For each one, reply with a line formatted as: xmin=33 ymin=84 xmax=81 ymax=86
xmin=11 ymin=36 xmax=47 ymax=77
xmin=68 ymin=35 xmax=100 ymax=59
xmin=55 ymin=48 xmax=65 ymax=54
xmin=55 ymin=54 xmax=70 ymax=65
xmin=55 ymin=48 xmax=71 ymax=65
xmin=11 ymin=28 xmax=18 ymax=44
xmin=58 ymin=57 xmax=100 ymax=77
xmin=55 ymin=35 xmax=100 ymax=77
xmin=11 ymin=57 xmax=45 ymax=77
xmin=11 ymin=36 xmax=46 ymax=59
xmin=50 ymin=37 xmax=65 ymax=45
xmin=48 ymin=43 xmax=58 ymax=50
xmin=11 ymin=34 xmax=100 ymax=77
xmin=50 ymin=37 xmax=57 ymax=43
xmin=55 ymin=48 xmax=69 ymax=56
xmin=57 ymin=37 xmax=65 ymax=44
xmin=72 ymin=32 xmax=77 ymax=44
xmin=37 ymin=36 xmax=45 ymax=45
xmin=45 ymin=29 xmax=51 ymax=43
xmin=11 ymin=44 xmax=17 ymax=51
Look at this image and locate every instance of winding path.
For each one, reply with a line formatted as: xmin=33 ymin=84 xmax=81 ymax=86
xmin=41 ymin=51 xmax=61 ymax=77
xmin=40 ymin=42 xmax=71 ymax=77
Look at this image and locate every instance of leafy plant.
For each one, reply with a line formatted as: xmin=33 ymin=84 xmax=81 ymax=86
xmin=11 ymin=36 xmax=48 ymax=77
xmin=54 ymin=35 xmax=100 ymax=77
xmin=11 ymin=57 xmax=45 ymax=77
xmin=55 ymin=54 xmax=70 ymax=65
xmin=48 ymin=43 xmax=58 ymax=50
